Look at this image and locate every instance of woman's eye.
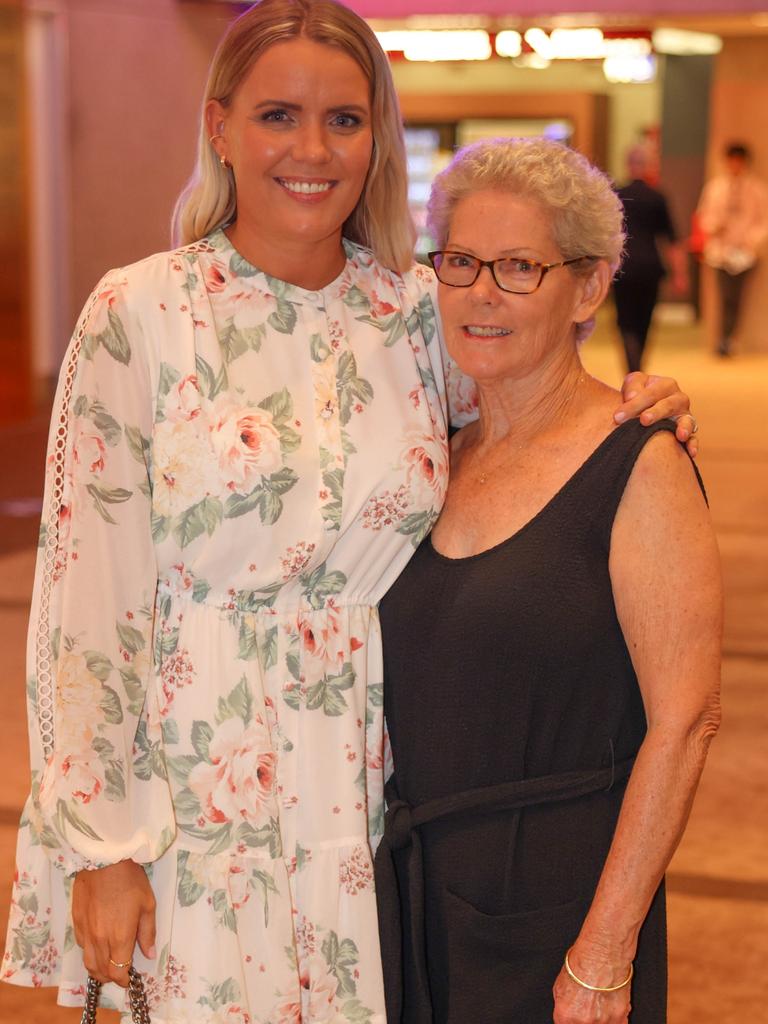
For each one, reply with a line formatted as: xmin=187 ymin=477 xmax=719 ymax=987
xmin=446 ymin=253 xmax=474 ymax=268
xmin=331 ymin=113 xmax=362 ymax=129
xmin=261 ymin=109 xmax=291 ymax=124
xmin=509 ymin=260 xmax=538 ymax=274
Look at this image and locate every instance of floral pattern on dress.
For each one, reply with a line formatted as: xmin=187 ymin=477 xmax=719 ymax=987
xmin=273 ymin=916 xmax=375 ymax=1024
xmin=3 ymin=230 xmax=459 ymax=1021
xmin=2 ymin=870 xmax=61 ymax=986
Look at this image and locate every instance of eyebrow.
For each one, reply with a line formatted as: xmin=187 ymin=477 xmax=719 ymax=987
xmin=251 ymin=100 xmax=370 ymax=114
xmin=445 ymin=244 xmax=542 ymax=259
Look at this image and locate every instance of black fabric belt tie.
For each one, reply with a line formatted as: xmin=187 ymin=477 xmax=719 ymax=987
xmin=374 ymin=755 xmax=636 ymax=1024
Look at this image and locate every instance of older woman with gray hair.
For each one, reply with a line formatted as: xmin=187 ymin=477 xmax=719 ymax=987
xmin=376 ymin=137 xmax=722 ymax=1024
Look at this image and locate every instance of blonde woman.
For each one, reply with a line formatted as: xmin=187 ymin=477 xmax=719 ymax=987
xmin=3 ymin=4 xmax=695 ymax=1022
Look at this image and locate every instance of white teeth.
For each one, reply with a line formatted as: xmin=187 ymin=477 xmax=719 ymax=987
xmin=466 ymin=326 xmax=510 ymax=337
xmin=280 ymin=180 xmax=333 ymax=194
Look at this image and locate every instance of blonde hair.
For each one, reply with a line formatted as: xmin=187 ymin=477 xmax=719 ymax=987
xmin=172 ymin=0 xmax=415 ymax=272
xmin=427 ymin=136 xmax=625 ymax=273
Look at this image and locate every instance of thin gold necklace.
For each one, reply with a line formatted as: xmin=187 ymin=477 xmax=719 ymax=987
xmin=476 ymin=442 xmax=527 ymax=485
xmin=474 ymin=372 xmax=586 ymax=484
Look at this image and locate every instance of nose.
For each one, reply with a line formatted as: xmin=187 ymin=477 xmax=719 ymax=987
xmin=467 ymin=264 xmax=500 ymax=303
xmin=291 ymin=120 xmax=332 ymax=165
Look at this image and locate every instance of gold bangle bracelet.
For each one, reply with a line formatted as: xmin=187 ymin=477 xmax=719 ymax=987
xmin=564 ymin=948 xmax=634 ymax=992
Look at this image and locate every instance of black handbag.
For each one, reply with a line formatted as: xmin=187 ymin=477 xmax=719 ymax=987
xmin=80 ymin=967 xmax=151 ymax=1023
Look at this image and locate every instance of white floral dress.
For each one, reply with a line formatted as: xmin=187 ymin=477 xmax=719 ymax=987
xmin=2 ymin=230 xmax=467 ymax=1023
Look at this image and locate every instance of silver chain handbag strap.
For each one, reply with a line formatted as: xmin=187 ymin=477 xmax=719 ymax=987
xmin=80 ymin=967 xmax=151 ymax=1024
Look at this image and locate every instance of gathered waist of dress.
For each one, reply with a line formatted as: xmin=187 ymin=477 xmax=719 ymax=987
xmin=156 ymin=579 xmax=379 ymax=618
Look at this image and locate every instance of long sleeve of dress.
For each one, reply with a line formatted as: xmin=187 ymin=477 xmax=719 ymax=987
xmin=27 ymin=272 xmax=175 ymax=875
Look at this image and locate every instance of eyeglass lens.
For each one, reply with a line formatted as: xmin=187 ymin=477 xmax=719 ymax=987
xmin=433 ymin=253 xmax=544 ymax=293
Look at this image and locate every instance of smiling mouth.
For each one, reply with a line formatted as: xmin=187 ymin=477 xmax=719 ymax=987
xmin=277 ymin=178 xmax=335 ymax=195
xmin=465 ymin=325 xmax=511 ymax=337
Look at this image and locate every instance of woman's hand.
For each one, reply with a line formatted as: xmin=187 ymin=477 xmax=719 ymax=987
xmin=72 ymin=860 xmax=156 ymax=987
xmin=613 ymin=371 xmax=698 ymax=457
xmin=552 ymin=950 xmax=632 ymax=1024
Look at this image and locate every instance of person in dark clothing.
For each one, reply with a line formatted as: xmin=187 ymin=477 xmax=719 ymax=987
xmin=613 ymin=146 xmax=687 ymax=372
xmin=375 ymin=137 xmax=722 ymax=1024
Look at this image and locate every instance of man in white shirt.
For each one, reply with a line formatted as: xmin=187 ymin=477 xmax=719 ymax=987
xmin=698 ymin=142 xmax=768 ymax=356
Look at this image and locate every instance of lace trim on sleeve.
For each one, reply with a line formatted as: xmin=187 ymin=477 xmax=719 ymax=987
xmin=36 ymin=286 xmax=103 ymax=760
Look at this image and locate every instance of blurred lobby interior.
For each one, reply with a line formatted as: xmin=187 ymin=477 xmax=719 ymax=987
xmin=0 ymin=0 xmax=767 ymax=1020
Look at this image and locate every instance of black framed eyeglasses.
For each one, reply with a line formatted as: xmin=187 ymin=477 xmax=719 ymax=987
xmin=428 ymin=251 xmax=597 ymax=295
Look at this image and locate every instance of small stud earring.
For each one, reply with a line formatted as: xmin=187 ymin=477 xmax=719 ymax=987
xmin=209 ymin=135 xmax=229 ymax=169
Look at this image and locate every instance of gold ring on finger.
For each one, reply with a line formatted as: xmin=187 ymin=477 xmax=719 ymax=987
xmin=108 ymin=957 xmax=132 ymax=969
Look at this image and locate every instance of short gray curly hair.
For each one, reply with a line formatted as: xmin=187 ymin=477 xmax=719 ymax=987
xmin=427 ymin=136 xmax=625 ymax=274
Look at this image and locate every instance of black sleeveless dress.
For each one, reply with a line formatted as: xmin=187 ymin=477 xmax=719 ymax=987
xmin=376 ymin=420 xmax=698 ymax=1024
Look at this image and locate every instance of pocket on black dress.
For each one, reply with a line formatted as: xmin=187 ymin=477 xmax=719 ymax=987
xmin=442 ymin=888 xmax=590 ymax=1024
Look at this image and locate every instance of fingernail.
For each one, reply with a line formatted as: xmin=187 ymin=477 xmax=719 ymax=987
xmin=614 ymin=411 xmax=626 ymax=422
xmin=148 ymin=945 xmax=157 ymax=959
xmin=642 ymin=411 xmax=654 ymax=423
xmin=625 ymin=390 xmax=638 ymax=400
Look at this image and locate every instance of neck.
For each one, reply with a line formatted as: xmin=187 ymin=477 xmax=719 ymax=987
xmin=472 ymin=349 xmax=586 ymax=451
xmin=225 ymin=220 xmax=347 ymax=290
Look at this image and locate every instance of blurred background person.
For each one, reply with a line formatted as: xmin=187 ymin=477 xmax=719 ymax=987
xmin=697 ymin=141 xmax=768 ymax=357
xmin=613 ymin=145 xmax=688 ymax=373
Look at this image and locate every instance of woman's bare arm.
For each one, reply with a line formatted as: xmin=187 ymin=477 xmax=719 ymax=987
xmin=552 ymin=431 xmax=723 ymax=1024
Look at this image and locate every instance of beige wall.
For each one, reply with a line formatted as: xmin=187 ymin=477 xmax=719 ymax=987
xmin=703 ymin=36 xmax=768 ymax=352
xmin=1 ymin=1 xmax=30 ymax=418
xmin=61 ymin=0 xmax=235 ymax=326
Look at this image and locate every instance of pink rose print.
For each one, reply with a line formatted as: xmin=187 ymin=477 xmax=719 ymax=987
xmin=209 ymin=398 xmax=283 ymax=493
xmin=272 ymin=997 xmax=302 ymax=1024
xmin=370 ymin=290 xmax=397 ymax=318
xmin=339 ymin=844 xmax=374 ymax=895
xmin=204 ymin=258 xmax=229 ymax=294
xmin=301 ymin=957 xmax=340 ymax=1019
xmin=366 ymin=741 xmax=384 ymax=772
xmin=162 ymin=562 xmax=194 ymax=593
xmin=188 ymin=717 xmax=276 ymax=827
xmin=296 ymin=599 xmax=346 ymax=675
xmin=59 ymin=753 xmax=105 ymax=805
xmin=446 ymin=361 xmax=479 ymax=422
xmin=400 ymin=430 xmax=449 ymax=506
xmin=86 ymin=281 xmax=124 ymax=336
xmin=164 ymin=375 xmax=202 ymax=423
xmin=216 ymin=1006 xmax=251 ymax=1023
xmin=72 ymin=427 xmax=107 ymax=476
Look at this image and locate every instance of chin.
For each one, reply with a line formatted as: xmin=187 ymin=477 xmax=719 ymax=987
xmin=451 ymin=349 xmax=508 ymax=379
